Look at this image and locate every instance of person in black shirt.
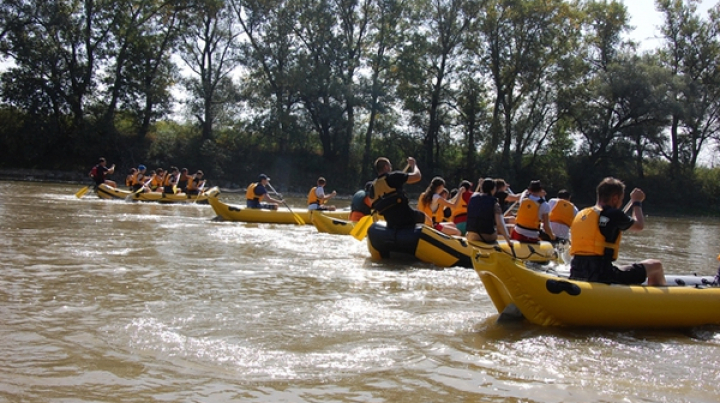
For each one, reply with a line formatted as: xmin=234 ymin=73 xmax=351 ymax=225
xmin=367 ymin=157 xmax=426 ymax=229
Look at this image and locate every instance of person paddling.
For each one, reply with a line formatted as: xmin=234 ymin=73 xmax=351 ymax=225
xmin=569 ymin=177 xmax=666 ymax=286
xmin=90 ymin=157 xmax=116 ymax=188
xmin=246 ymin=174 xmax=282 ymax=210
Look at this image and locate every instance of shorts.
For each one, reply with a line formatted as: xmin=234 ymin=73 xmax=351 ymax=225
xmin=455 ymin=221 xmax=467 ymax=236
xmin=510 ymin=229 xmax=539 ymax=243
xmin=570 ymin=256 xmax=647 ymax=285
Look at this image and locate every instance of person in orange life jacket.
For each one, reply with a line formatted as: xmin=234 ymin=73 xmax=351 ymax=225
xmin=161 ymin=166 xmax=180 ymax=194
xmin=510 ymin=180 xmax=555 ymax=243
xmin=367 ymin=157 xmax=425 ymax=229
xmin=547 ymin=189 xmax=578 ymax=241
xmin=418 ymin=177 xmax=465 ymax=236
xmin=450 ymin=180 xmax=473 ymax=235
xmin=349 ymin=181 xmax=373 ymax=222
xmin=177 ymin=168 xmax=191 ymax=193
xmin=125 ymin=168 xmax=137 ymax=190
xmin=569 ymin=177 xmax=665 ymax=286
xmin=132 ymin=165 xmax=151 ymax=192
xmin=307 ymin=177 xmax=337 ymax=211
xmin=466 ymin=178 xmax=513 ymax=244
xmin=246 ymin=174 xmax=282 ymax=209
xmin=90 ymin=157 xmax=116 ymax=188
xmin=150 ymin=168 xmax=165 ymax=192
xmin=186 ymin=170 xmax=206 ymax=195
xmin=494 ymin=179 xmax=521 ymax=224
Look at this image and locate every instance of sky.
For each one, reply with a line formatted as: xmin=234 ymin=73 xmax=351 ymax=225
xmin=624 ymin=0 xmax=718 ymax=51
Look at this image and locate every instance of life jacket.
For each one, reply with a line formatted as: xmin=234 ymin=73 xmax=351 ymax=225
xmin=350 ymin=190 xmax=371 ymax=217
xmin=549 ymin=199 xmax=576 ymax=227
xmin=125 ymin=175 xmax=134 ymax=187
xmin=569 ymin=207 xmax=622 ymax=260
xmin=133 ymin=172 xmax=147 ymax=186
xmin=178 ymin=173 xmax=190 ymax=189
xmin=368 ymin=174 xmax=407 ymax=214
xmin=89 ymin=165 xmax=99 ymax=178
xmin=150 ymin=174 xmax=163 ymax=189
xmin=187 ymin=177 xmax=203 ymax=191
xmin=515 ymin=197 xmax=544 ymax=231
xmin=450 ymin=191 xmax=471 ymax=223
xmin=307 ymin=187 xmax=324 ymax=206
xmin=163 ymin=173 xmax=177 ymax=187
xmin=418 ymin=193 xmax=443 ymax=224
xmin=246 ymin=183 xmax=259 ymax=202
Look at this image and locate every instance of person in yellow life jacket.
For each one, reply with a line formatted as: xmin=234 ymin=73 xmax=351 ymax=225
xmin=246 ymin=174 xmax=282 ymax=209
xmin=569 ymin=177 xmax=665 ymax=286
xmin=418 ymin=177 xmax=464 ymax=235
xmin=161 ymin=166 xmax=180 ymax=194
xmin=177 ymin=168 xmax=191 ymax=193
xmin=368 ymin=157 xmax=425 ymax=229
xmin=511 ymin=180 xmax=554 ymax=243
xmin=132 ymin=165 xmax=151 ymax=193
xmin=307 ymin=177 xmax=337 ymax=211
xmin=186 ymin=170 xmax=206 ymax=195
xmin=125 ymin=168 xmax=137 ymax=190
xmin=547 ymin=189 xmax=578 ymax=241
xmin=149 ymin=168 xmax=164 ymax=192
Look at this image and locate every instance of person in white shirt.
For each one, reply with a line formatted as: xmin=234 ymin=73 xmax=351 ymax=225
xmin=547 ymin=189 xmax=578 ymax=241
xmin=510 ymin=180 xmax=555 ymax=242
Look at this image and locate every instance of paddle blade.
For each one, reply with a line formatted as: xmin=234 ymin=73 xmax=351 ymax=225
xmin=350 ymin=215 xmax=373 ymax=241
xmin=75 ymin=186 xmax=90 ymax=198
xmin=292 ymin=212 xmax=306 ymax=225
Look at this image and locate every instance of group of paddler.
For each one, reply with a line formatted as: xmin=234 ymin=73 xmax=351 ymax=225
xmin=346 ymin=156 xmax=668 ymax=287
xmin=87 ymin=157 xmax=207 ymax=195
xmin=88 ymin=155 xmax=715 ymax=289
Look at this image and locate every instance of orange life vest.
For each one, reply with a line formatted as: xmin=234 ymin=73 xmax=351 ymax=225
xmin=549 ymin=199 xmax=576 ymax=227
xmin=418 ymin=193 xmax=443 ymax=224
xmin=569 ymin=207 xmax=622 ymax=260
xmin=246 ymin=183 xmax=259 ymax=202
xmin=515 ymin=198 xmax=543 ymax=230
xmin=307 ymin=187 xmax=324 ymax=206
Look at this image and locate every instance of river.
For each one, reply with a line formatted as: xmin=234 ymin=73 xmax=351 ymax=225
xmin=1 ymin=181 xmax=719 ymax=402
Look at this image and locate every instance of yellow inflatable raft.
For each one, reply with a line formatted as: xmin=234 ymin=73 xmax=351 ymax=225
xmin=95 ymin=183 xmax=220 ymax=203
xmin=208 ymin=196 xmax=349 ymax=225
xmin=312 ymin=213 xmax=356 ymax=235
xmin=367 ymin=222 xmax=557 ymax=268
xmin=473 ymin=252 xmax=720 ymax=328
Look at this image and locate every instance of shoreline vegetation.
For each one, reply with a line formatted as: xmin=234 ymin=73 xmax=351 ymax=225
xmin=4 ymin=168 xmax=719 ymax=220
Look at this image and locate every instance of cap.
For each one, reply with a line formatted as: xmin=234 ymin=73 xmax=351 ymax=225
xmin=528 ymin=180 xmax=543 ymax=192
xmin=138 ymin=164 xmax=146 ymax=171
xmin=258 ymin=174 xmax=270 ymax=181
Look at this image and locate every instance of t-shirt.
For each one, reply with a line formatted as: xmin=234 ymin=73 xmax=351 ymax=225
xmin=375 ymin=171 xmax=419 ymax=228
xmin=308 ymin=186 xmax=326 ymax=211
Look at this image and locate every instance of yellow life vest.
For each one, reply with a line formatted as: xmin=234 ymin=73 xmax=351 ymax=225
xmin=131 ymin=172 xmax=142 ymax=186
xmin=515 ymin=198 xmax=543 ymax=230
xmin=418 ymin=193 xmax=443 ymax=224
xmin=569 ymin=207 xmax=622 ymax=260
xmin=151 ymin=174 xmax=163 ymax=188
xmin=549 ymin=199 xmax=576 ymax=227
xmin=368 ymin=174 xmax=407 ymax=214
xmin=307 ymin=186 xmax=324 ymax=206
xmin=246 ymin=183 xmax=259 ymax=201
xmin=163 ymin=173 xmax=176 ymax=187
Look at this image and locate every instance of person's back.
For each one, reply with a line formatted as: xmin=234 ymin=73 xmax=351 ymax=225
xmin=368 ymin=157 xmax=424 ymax=229
xmin=548 ymin=190 xmax=577 ymax=240
xmin=350 ymin=182 xmax=372 ymax=222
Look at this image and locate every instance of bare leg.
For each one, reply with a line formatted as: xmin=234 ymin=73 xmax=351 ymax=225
xmin=642 ymin=259 xmax=666 ymax=286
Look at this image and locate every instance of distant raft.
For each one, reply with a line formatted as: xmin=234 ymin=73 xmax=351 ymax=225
xmin=473 ymin=251 xmax=720 ymax=328
xmin=95 ymin=183 xmax=220 ymax=204
xmin=366 ymin=221 xmax=557 ymax=268
xmin=208 ymin=196 xmax=349 ymax=225
xmin=312 ymin=213 xmax=356 ymax=235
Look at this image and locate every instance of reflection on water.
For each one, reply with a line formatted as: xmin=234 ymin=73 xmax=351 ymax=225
xmin=1 ymin=181 xmax=719 ymax=402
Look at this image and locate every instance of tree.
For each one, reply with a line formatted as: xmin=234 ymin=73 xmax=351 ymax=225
xmin=179 ymin=0 xmax=241 ymax=141
xmin=657 ymin=0 xmax=720 ymax=176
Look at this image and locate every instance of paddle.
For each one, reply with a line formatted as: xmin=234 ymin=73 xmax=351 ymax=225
xmin=622 ymin=199 xmax=634 ymax=214
xmin=266 ymin=183 xmax=305 ymax=225
xmin=75 ymin=185 xmax=91 ymax=198
xmin=350 ymin=214 xmax=374 ymax=241
xmin=126 ymin=178 xmax=152 ymax=201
